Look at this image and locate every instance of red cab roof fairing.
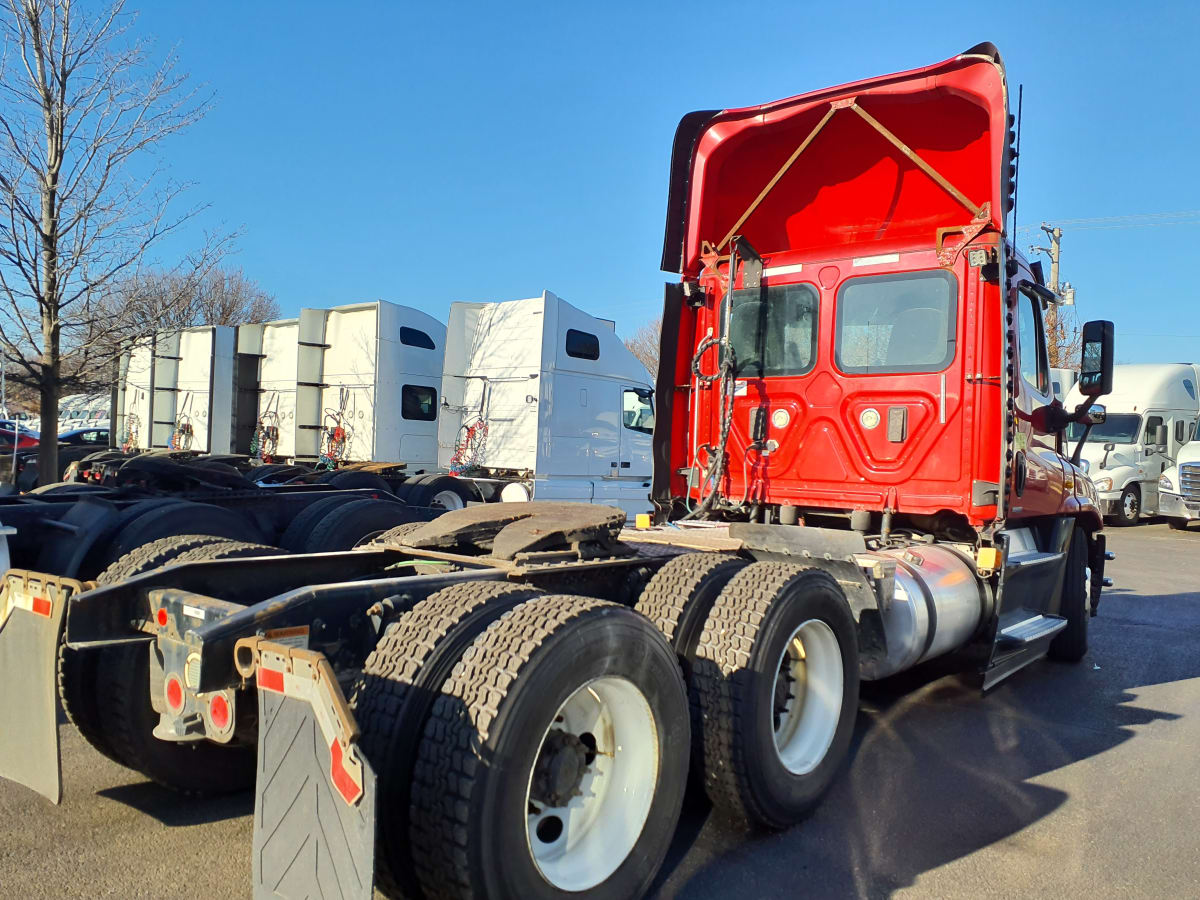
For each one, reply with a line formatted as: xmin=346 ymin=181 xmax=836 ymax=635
xmin=660 ymin=43 xmax=1011 ymax=275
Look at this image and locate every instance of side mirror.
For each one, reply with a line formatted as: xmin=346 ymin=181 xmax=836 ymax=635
xmin=1155 ymin=423 xmax=1169 ymax=451
xmin=1088 ymin=405 xmax=1107 ymax=425
xmin=1078 ymin=320 xmax=1114 ymax=397
xmin=1103 ymin=442 xmax=1115 ymax=452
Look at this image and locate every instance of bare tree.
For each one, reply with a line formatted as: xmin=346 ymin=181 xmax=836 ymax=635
xmin=110 ymin=265 xmax=278 ymax=331
xmin=624 ymin=317 xmax=661 ymax=376
xmin=1044 ymin=303 xmax=1081 ymax=370
xmin=0 ymin=0 xmax=213 ymax=477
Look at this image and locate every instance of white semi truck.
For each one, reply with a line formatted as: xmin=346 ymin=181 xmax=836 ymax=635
xmin=1065 ymin=363 xmax=1200 ymax=525
xmin=438 ymin=291 xmax=655 ymax=519
xmin=1157 ymin=419 xmax=1200 ymax=530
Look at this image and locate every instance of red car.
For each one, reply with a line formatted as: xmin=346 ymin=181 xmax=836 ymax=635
xmin=0 ymin=427 xmax=39 ymax=449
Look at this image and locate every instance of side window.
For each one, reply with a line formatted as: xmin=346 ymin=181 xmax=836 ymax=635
xmin=835 ymin=270 xmax=957 ymax=374
xmin=401 ymin=384 xmax=437 ymax=421
xmin=622 ymin=388 xmax=654 ymax=435
xmin=1143 ymin=415 xmax=1164 ymax=445
xmin=1016 ymin=292 xmax=1049 ymax=395
xmin=565 ymin=329 xmax=599 ymax=361
xmin=399 ymin=326 xmax=436 ymax=350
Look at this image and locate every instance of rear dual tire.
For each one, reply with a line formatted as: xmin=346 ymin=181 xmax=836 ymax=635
xmin=407 ymin=595 xmax=690 ymax=900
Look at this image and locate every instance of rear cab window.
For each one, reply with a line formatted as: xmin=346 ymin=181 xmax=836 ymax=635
xmin=835 ymin=270 xmax=957 ymax=374
xmin=722 ymin=282 xmax=819 ymax=377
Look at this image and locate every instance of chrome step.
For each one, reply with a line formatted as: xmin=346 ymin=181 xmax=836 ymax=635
xmin=998 ymin=613 xmax=1068 ymax=646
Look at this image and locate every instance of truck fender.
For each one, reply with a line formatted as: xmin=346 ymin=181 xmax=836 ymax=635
xmin=235 ymin=638 xmax=377 ymax=900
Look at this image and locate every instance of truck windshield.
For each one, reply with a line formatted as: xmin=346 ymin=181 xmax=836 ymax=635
xmin=722 ymin=283 xmax=818 ymax=378
xmin=1065 ymin=413 xmax=1140 ymax=444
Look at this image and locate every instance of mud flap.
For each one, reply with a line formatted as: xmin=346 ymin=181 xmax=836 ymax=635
xmin=240 ymin=639 xmax=377 ymax=900
xmin=0 ymin=571 xmax=83 ymax=803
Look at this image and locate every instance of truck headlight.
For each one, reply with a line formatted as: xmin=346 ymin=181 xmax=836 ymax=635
xmin=1094 ymin=476 xmax=1113 ymax=492
xmin=1160 ymin=474 xmax=1174 ymax=492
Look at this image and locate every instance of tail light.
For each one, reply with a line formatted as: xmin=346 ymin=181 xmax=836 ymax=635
xmin=165 ymin=674 xmax=184 ymax=713
xmin=209 ymin=694 xmax=231 ymax=732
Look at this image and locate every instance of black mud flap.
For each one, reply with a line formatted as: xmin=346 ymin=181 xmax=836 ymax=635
xmin=0 ymin=571 xmax=83 ymax=803
xmin=244 ymin=639 xmax=377 ymax=900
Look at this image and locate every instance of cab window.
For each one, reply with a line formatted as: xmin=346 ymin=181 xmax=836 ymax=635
xmin=1017 ymin=291 xmax=1050 ymax=395
xmin=724 ymin=282 xmax=818 ymax=377
xmin=1143 ymin=415 xmax=1164 ymax=446
xmin=622 ymin=388 xmax=654 ymax=434
xmin=835 ymin=270 xmax=957 ymax=374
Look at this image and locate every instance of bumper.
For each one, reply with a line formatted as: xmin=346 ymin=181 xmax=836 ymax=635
xmin=1159 ymin=491 xmax=1200 ymax=521
xmin=1097 ymin=491 xmax=1121 ymax=517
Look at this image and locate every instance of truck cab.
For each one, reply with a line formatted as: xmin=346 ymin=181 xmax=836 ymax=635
xmin=1064 ymin=364 xmax=1200 ymax=525
xmin=1157 ymin=417 xmax=1200 ymax=530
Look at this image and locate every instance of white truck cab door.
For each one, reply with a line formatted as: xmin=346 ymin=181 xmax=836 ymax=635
xmin=1141 ymin=412 xmax=1168 ymax=513
xmin=591 ymin=387 xmax=654 ymax=519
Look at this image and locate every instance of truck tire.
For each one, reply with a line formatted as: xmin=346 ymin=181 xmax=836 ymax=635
xmin=1168 ymin=517 xmax=1190 ymax=531
xmin=299 ymin=498 xmax=422 ymax=552
xmin=1113 ymin=484 xmax=1141 ymax=526
xmin=1049 ymin=527 xmax=1089 ymax=662
xmin=351 ymin=581 xmax=544 ymax=898
xmin=59 ymin=535 xmax=252 ymax=766
xmin=370 ymin=521 xmax=427 ymax=545
xmin=102 ymin=501 xmax=262 ymax=566
xmin=93 ymin=539 xmax=286 ymax=794
xmin=278 ymin=494 xmax=356 ymax=551
xmin=29 ymin=481 xmax=108 ymax=495
xmin=409 ymin=596 xmax=689 ymax=900
xmin=324 ymin=469 xmax=392 ymax=492
xmin=405 ymin=473 xmax=480 ymax=510
xmin=635 ymin=552 xmax=749 ymax=778
xmin=692 ymin=562 xmax=859 ymax=830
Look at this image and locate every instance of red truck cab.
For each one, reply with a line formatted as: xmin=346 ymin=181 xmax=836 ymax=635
xmin=654 ymin=42 xmax=1103 ymax=540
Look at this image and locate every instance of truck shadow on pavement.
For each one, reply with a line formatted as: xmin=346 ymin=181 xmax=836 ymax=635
xmin=96 ymin=781 xmax=253 ymax=826
xmin=652 ymin=615 xmax=1190 ymax=899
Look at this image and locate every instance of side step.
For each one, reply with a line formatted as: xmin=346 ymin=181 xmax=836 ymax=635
xmin=996 ymin=613 xmax=1067 ymax=648
xmin=983 ymin=613 xmax=1067 ymax=691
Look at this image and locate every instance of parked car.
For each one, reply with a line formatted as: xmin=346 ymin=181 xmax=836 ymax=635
xmin=0 ymin=427 xmax=39 ymax=450
xmin=58 ymin=427 xmax=108 ymax=446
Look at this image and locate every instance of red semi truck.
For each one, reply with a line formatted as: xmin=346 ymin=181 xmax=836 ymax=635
xmin=0 ymin=43 xmax=1112 ymax=900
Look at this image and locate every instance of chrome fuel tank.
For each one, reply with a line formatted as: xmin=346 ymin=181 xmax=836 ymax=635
xmin=860 ymin=544 xmax=988 ymax=680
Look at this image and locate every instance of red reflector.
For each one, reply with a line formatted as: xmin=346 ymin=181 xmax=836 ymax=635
xmin=258 ymin=668 xmax=285 ymax=693
xmin=156 ymin=608 xmax=169 ymax=627
xmin=329 ymin=738 xmax=363 ymax=806
xmin=165 ymin=676 xmax=184 ymax=712
xmin=30 ymin=596 xmax=51 ymax=618
xmin=209 ymin=694 xmax=230 ymax=731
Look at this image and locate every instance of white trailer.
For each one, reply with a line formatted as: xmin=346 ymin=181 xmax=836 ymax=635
xmin=439 ymin=290 xmax=655 ymax=519
xmin=235 ymin=318 xmax=301 ymax=460
xmin=115 ymin=326 xmax=236 ymax=452
xmin=1065 ymin=362 xmax=1200 ymax=524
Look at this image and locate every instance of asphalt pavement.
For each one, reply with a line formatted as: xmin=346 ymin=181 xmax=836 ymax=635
xmin=1 ymin=523 xmax=1197 ymax=899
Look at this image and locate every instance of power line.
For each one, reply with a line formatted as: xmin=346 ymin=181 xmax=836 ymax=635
xmin=1016 ymin=209 xmax=1200 ymax=233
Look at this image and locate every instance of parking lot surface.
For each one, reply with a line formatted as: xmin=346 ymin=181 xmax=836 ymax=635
xmin=1 ymin=523 xmax=1196 ymax=899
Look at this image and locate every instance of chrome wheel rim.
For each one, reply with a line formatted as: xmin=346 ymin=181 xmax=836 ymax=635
xmin=771 ymin=618 xmax=843 ymax=775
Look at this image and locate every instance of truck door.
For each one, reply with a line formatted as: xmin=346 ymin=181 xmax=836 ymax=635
xmin=1010 ymin=287 xmax=1065 ymax=518
xmin=593 ymin=386 xmax=654 ymax=518
xmin=1140 ymin=411 xmax=1167 ymax=513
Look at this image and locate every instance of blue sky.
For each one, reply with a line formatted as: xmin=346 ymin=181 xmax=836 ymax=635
xmin=134 ymin=1 xmax=1198 ymax=364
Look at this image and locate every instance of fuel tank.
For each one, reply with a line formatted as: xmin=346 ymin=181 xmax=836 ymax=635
xmin=860 ymin=544 xmax=989 ymax=680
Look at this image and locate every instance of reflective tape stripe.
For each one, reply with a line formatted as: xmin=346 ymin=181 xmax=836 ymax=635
xmin=30 ymin=596 xmax=51 ymax=618
xmin=258 ymin=668 xmax=285 ymax=694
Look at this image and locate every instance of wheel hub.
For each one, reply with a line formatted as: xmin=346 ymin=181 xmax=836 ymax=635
xmin=531 ymin=730 xmax=590 ymax=808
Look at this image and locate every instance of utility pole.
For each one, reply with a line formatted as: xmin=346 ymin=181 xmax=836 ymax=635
xmin=1031 ymin=223 xmax=1062 ymax=292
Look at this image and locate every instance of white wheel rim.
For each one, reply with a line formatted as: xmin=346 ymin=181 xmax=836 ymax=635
xmin=431 ymin=489 xmax=464 ymax=511
xmin=1124 ymin=492 xmax=1137 ymax=518
xmin=772 ymin=618 xmax=843 ymax=775
xmin=524 ymin=676 xmax=658 ymax=891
